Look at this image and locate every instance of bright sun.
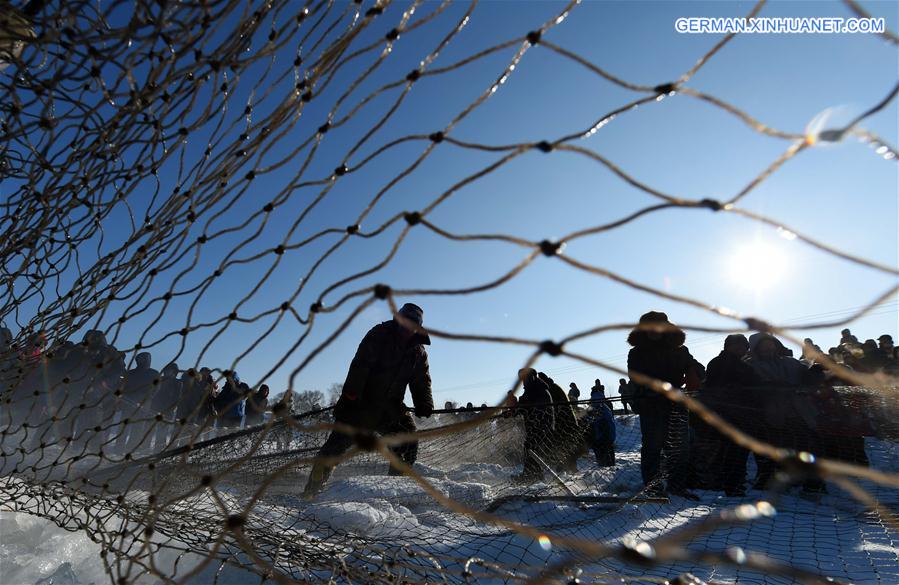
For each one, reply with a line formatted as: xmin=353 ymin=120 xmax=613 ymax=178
xmin=728 ymin=242 xmax=788 ymax=291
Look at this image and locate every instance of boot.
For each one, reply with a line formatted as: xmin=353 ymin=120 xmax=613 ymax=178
xmin=302 ymin=462 xmax=332 ymax=500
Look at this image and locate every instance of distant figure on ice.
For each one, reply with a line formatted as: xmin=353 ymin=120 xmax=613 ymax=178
xmin=302 ymin=303 xmax=434 ymax=498
xmin=840 ymin=328 xmax=860 ymax=349
xmin=590 ymin=379 xmax=605 ymax=405
xmin=627 ymin=311 xmax=702 ymax=498
xmin=567 ymin=382 xmax=581 ymax=403
xmin=245 ymin=384 xmax=270 ymax=427
xmin=617 ymin=378 xmax=633 ymax=414
xmin=511 ymin=368 xmax=555 ymax=483
xmin=215 ymin=373 xmax=246 ymax=433
xmin=584 ymin=380 xmax=616 ymax=466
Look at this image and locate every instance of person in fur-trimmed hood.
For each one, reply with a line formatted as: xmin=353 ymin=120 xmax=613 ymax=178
xmin=627 ymin=311 xmax=702 ymax=499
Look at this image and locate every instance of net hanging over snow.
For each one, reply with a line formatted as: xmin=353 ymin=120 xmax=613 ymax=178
xmin=0 ymin=1 xmax=898 ymax=584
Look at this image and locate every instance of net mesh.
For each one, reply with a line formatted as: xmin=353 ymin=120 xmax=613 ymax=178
xmin=0 ymin=0 xmax=897 ymax=584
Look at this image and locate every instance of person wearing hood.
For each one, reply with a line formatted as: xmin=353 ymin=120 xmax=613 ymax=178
xmin=511 ymin=368 xmax=555 ymax=483
xmin=303 ymin=303 xmax=434 ymax=498
xmin=627 ymin=311 xmax=702 ymax=498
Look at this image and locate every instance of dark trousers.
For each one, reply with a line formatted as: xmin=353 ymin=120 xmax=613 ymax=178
xmin=720 ymin=440 xmax=749 ymax=494
xmin=640 ymin=405 xmax=688 ymax=490
xmin=593 ymin=442 xmax=615 ymax=467
xmin=317 ymin=411 xmax=418 ymax=475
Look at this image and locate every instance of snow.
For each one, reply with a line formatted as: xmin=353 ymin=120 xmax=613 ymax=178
xmin=2 ymin=414 xmax=897 ymax=584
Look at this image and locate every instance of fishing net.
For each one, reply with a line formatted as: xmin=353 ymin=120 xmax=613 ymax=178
xmin=0 ymin=0 xmax=897 ymax=584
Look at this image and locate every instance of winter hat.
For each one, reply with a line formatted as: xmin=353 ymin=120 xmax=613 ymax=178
xmin=628 ymin=311 xmax=685 ymax=346
xmin=397 ymin=303 xmax=424 ymax=326
xmin=724 ymin=333 xmax=749 ymax=348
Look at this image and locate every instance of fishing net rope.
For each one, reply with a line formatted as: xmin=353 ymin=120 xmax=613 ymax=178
xmin=0 ymin=0 xmax=897 ymax=584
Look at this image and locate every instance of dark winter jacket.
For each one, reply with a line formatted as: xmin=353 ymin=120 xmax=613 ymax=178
xmin=590 ymin=403 xmax=616 ymax=446
xmin=334 ymin=320 xmax=433 ymax=427
xmin=151 ymin=372 xmax=183 ymax=414
xmin=627 ymin=328 xmax=701 ymax=413
xmin=215 ymin=380 xmax=245 ymax=420
xmin=518 ymin=374 xmax=555 ymax=434
xmin=704 ymin=351 xmax=761 ymax=389
xmin=245 ymin=392 xmax=268 ymax=426
xmin=122 ymin=365 xmax=160 ymax=413
xmin=543 ymin=378 xmax=579 ymax=439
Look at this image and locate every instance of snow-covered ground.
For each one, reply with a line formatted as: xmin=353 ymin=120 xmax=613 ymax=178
xmin=2 ymin=415 xmax=897 ymax=584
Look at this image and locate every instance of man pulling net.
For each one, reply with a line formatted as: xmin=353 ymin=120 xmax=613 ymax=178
xmin=302 ymin=303 xmax=434 ymax=498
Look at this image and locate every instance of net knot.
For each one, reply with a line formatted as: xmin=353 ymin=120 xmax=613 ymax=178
xmin=318 ymin=122 xmax=330 ymax=134
xmin=743 ymin=317 xmax=771 ymax=333
xmin=366 ymin=6 xmax=383 ymax=17
xmin=346 ymin=224 xmax=360 ymax=235
xmin=280 ymin=301 xmax=291 ymax=312
xmin=538 ymin=239 xmax=564 ymax=257
xmin=653 ymin=82 xmax=677 ymax=95
xmin=385 ymin=28 xmax=400 ymax=41
xmin=526 ymin=30 xmax=541 ymax=45
xmin=429 ymin=131 xmax=445 ymax=143
xmin=310 ymin=301 xmax=322 ymax=314
xmin=780 ymin=451 xmax=819 ymax=481
xmin=404 ymin=211 xmax=422 ymax=226
xmin=263 ymin=202 xmax=273 ymax=213
xmin=225 ymin=514 xmax=245 ymax=530
xmin=334 ymin=164 xmax=348 ymax=176
xmin=245 ymin=170 xmax=256 ymax=181
xmin=699 ymin=198 xmax=722 ymax=211
xmin=373 ymin=284 xmax=391 ymax=300
xmin=301 ymin=91 xmax=313 ymax=102
xmin=273 ymin=245 xmax=285 ymax=255
xmin=539 ymin=340 xmax=563 ymax=356
xmin=406 ymin=69 xmax=421 ymax=82
xmin=535 ymin=140 xmax=553 ymax=153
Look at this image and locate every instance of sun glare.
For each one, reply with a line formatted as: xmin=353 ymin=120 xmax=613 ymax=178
xmin=728 ymin=242 xmax=788 ymax=291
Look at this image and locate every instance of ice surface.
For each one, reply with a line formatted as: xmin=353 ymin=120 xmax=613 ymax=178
xmin=2 ymin=417 xmax=897 ymax=584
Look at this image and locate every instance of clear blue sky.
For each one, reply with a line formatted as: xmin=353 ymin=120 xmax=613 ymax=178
xmin=11 ymin=1 xmax=896 ymax=406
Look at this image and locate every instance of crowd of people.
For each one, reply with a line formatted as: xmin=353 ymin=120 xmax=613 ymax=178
xmin=1 ymin=305 xmax=891 ymax=501
xmin=0 ymin=327 xmax=272 ymax=459
xmin=622 ymin=313 xmax=892 ymax=499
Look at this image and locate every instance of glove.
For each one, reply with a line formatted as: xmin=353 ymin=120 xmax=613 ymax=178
xmin=415 ymin=405 xmax=433 ymax=418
